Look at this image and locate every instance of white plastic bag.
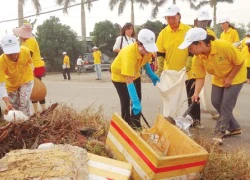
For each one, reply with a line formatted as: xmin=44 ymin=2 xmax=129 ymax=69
xmin=200 ymin=74 xmax=217 ymax=114
xmin=4 ymin=110 xmax=29 ymax=122
xmin=157 ymin=69 xmax=188 ymax=118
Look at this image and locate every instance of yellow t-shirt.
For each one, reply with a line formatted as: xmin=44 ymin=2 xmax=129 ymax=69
xmin=22 ymin=37 xmax=44 ymax=68
xmin=111 ymin=43 xmax=153 ymax=82
xmin=242 ymin=46 xmax=250 ymax=67
xmin=0 ymin=46 xmax=34 ymax=92
xmin=156 ymin=23 xmax=191 ymax=71
xmin=220 ymin=27 xmax=240 ymax=44
xmin=93 ymin=50 xmax=102 ymax=64
xmin=63 ymin=55 xmax=70 ymax=68
xmin=238 ymin=37 xmax=250 ymax=51
xmin=207 ymin=28 xmax=217 ymax=39
xmin=192 ymin=40 xmax=246 ymax=87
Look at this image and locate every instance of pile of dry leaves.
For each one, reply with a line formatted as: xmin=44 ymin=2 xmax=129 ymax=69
xmin=0 ymin=103 xmax=113 ymax=159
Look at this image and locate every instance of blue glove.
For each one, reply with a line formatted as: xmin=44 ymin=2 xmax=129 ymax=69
xmin=127 ymin=83 xmax=142 ymax=115
xmin=144 ymin=63 xmax=160 ymax=86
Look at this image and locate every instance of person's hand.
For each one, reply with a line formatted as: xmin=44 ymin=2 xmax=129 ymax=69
xmin=223 ymin=77 xmax=233 ymax=87
xmin=131 ymin=99 xmax=142 ymax=115
xmin=192 ymin=93 xmax=200 ymax=102
xmin=127 ymin=83 xmax=142 ymax=115
xmin=144 ymin=63 xmax=160 ymax=86
xmin=149 ymin=73 xmax=160 ymax=86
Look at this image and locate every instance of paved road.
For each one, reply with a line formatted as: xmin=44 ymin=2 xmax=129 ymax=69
xmin=2 ymin=71 xmax=249 ymax=148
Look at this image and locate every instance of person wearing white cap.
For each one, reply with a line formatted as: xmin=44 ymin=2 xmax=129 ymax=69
xmin=92 ymin=46 xmax=102 ymax=80
xmin=13 ymin=23 xmax=46 ymax=115
xmin=111 ymin=29 xmax=159 ymax=129
xmin=179 ymin=27 xmax=246 ymax=144
xmin=0 ymin=34 xmax=34 ymax=116
xmin=238 ymin=32 xmax=250 ymax=51
xmin=196 ymin=9 xmax=216 ymax=39
xmin=241 ymin=39 xmax=250 ymax=83
xmin=62 ymin=51 xmax=71 ymax=80
xmin=219 ymin=17 xmax=240 ymax=44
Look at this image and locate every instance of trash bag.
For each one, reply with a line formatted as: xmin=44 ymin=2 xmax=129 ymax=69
xmin=157 ymin=69 xmax=188 ymax=118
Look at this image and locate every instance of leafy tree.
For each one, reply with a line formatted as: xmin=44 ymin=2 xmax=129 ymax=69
xmin=109 ymin=0 xmax=150 ymax=25
xmin=36 ymin=16 xmax=83 ymax=71
xmin=56 ymin=0 xmax=93 ymax=42
xmin=91 ymin=20 xmax=121 ymax=58
xmin=136 ymin=20 xmax=164 ymax=38
xmin=18 ymin=0 xmax=41 ymax=27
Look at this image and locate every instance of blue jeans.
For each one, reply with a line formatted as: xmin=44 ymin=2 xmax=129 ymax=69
xmin=95 ymin=64 xmax=102 ymax=79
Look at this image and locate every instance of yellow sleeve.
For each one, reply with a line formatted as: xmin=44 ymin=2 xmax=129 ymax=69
xmin=191 ymin=56 xmax=206 ymax=79
xmin=156 ymin=30 xmax=165 ymax=53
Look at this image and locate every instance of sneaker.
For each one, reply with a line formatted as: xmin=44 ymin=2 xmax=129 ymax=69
xmin=211 ymin=114 xmax=219 ymax=120
xmin=194 ymin=123 xmax=205 ymax=130
xmin=224 ymin=128 xmax=241 ymax=137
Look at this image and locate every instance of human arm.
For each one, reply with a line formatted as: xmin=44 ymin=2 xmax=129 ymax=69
xmin=0 ymin=83 xmax=13 ymax=111
xmin=223 ymin=62 xmax=244 ymax=87
xmin=126 ymin=76 xmax=141 ymax=115
xmin=113 ymin=36 xmax=123 ymax=53
xmin=155 ymin=52 xmax=165 ymax=77
xmin=192 ymin=78 xmax=205 ymax=102
xmin=144 ymin=63 xmax=160 ymax=86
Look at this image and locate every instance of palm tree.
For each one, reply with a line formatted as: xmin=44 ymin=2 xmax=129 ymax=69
xmin=56 ymin=0 xmax=92 ymax=42
xmin=18 ymin=0 xmax=41 ymax=27
xmin=109 ymin=0 xmax=150 ymax=25
xmin=184 ymin=0 xmax=234 ymax=31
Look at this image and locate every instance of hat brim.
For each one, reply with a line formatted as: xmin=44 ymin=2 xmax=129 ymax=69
xmin=143 ymin=43 xmax=158 ymax=53
xmin=163 ymin=12 xmax=178 ymax=17
xmin=13 ymin=28 xmax=33 ymax=38
xmin=178 ymin=41 xmax=192 ymax=50
xmin=2 ymin=44 xmax=20 ymax=54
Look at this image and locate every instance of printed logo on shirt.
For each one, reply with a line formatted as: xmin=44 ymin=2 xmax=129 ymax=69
xmin=218 ymin=56 xmax=225 ymax=61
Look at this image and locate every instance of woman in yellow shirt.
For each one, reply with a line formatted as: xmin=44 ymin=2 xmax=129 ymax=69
xmin=13 ymin=23 xmax=46 ymax=114
xmin=242 ymin=39 xmax=250 ymax=83
xmin=179 ymin=28 xmax=246 ymax=144
xmin=219 ymin=17 xmax=240 ymax=44
xmin=111 ymin=29 xmax=159 ymax=129
xmin=0 ymin=35 xmax=34 ymax=116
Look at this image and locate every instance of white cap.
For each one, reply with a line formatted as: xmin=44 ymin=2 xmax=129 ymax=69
xmin=219 ymin=17 xmax=230 ymax=24
xmin=246 ymin=32 xmax=250 ymax=36
xmin=62 ymin=52 xmax=67 ymax=55
xmin=0 ymin=34 xmax=20 ymax=54
xmin=179 ymin=28 xmax=207 ymax=49
xmin=198 ymin=9 xmax=211 ymax=21
xmin=92 ymin=46 xmax=97 ymax=49
xmin=163 ymin=4 xmax=180 ymax=17
xmin=245 ymin=39 xmax=250 ymax=44
xmin=138 ymin=29 xmax=158 ymax=53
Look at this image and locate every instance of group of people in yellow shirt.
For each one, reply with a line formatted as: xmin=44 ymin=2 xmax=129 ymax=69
xmin=0 ymin=23 xmax=46 ymax=117
xmin=111 ymin=4 xmax=250 ymax=144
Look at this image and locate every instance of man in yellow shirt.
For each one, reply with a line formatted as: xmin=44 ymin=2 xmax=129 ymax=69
xmin=13 ymin=23 xmax=46 ymax=114
xmin=92 ymin=46 xmax=102 ymax=80
xmin=111 ymin=29 xmax=159 ymax=129
xmin=179 ymin=28 xmax=246 ymax=144
xmin=62 ymin=52 xmax=71 ymax=80
xmin=241 ymin=39 xmax=250 ymax=83
xmin=0 ymin=35 xmax=34 ymax=116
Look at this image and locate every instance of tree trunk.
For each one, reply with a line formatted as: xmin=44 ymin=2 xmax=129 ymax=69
xmin=18 ymin=0 xmax=24 ymax=27
xmin=213 ymin=2 xmax=217 ymax=34
xmin=173 ymin=0 xmax=176 ymax=4
xmin=81 ymin=0 xmax=86 ymax=41
xmin=131 ymin=0 xmax=134 ymax=25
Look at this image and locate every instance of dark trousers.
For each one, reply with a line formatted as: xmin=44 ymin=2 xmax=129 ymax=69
xmin=32 ymin=76 xmax=46 ymax=104
xmin=63 ymin=68 xmax=71 ymax=80
xmin=0 ymin=106 xmax=2 ymax=118
xmin=185 ymin=79 xmax=201 ymax=122
xmin=112 ymin=77 xmax=142 ymax=128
